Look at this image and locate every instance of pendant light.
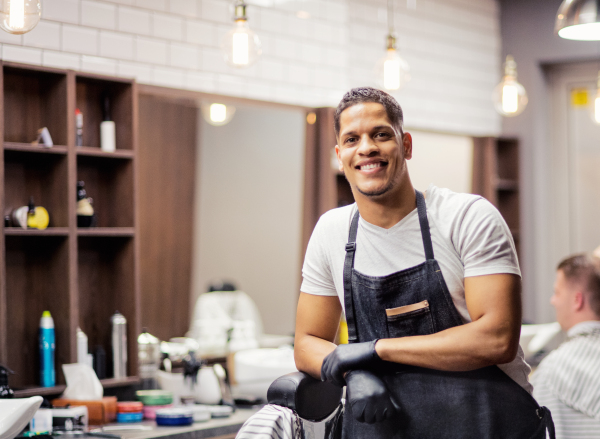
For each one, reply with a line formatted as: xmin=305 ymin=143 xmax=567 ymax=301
xmin=492 ymin=55 xmax=528 ymax=117
xmin=556 ymin=0 xmax=600 ymax=41
xmin=374 ymin=0 xmax=410 ymax=92
xmin=221 ymin=1 xmax=262 ymax=68
xmin=201 ymin=102 xmax=236 ymax=127
xmin=0 ymin=0 xmax=41 ymax=34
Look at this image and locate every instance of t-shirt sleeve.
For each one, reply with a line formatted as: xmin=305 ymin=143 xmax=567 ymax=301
xmin=457 ymin=198 xmax=521 ymax=278
xmin=300 ymin=216 xmax=338 ymax=296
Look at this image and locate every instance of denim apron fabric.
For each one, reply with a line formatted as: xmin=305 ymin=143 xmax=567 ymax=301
xmin=341 ymin=190 xmax=555 ymax=439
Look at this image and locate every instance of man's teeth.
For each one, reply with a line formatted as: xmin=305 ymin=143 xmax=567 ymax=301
xmin=361 ymin=163 xmax=381 ymax=170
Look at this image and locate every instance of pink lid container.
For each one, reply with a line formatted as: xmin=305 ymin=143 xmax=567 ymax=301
xmin=143 ymin=404 xmax=173 ymax=420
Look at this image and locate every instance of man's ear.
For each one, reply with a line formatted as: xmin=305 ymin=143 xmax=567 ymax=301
xmin=335 ymin=144 xmax=344 ymax=173
xmin=573 ymin=290 xmax=585 ymax=312
xmin=402 ymin=132 xmax=413 ymax=160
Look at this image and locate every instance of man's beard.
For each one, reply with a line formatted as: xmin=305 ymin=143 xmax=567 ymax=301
xmin=356 ymin=178 xmax=396 ymax=197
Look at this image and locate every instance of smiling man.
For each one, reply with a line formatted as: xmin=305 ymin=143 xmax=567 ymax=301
xmin=294 ymin=87 xmax=555 ymax=438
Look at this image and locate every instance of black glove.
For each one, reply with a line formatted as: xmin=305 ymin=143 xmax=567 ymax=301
xmin=321 ymin=340 xmax=381 ymax=387
xmin=345 ymin=369 xmax=400 ymax=424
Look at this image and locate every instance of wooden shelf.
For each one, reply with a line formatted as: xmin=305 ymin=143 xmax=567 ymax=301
xmin=4 ymin=142 xmax=68 ymax=154
xmin=100 ymin=376 xmax=140 ymax=388
xmin=5 ymin=227 xmax=69 ymax=236
xmin=77 ymin=227 xmax=134 ymax=237
xmin=0 ymin=62 xmax=140 ymax=388
xmin=76 ymin=146 xmax=134 ymax=159
xmin=473 ymin=137 xmax=520 ymax=258
xmin=496 ymin=179 xmax=519 ymax=191
xmin=11 ymin=376 xmax=139 ymax=397
xmin=13 ymin=384 xmax=67 ymax=398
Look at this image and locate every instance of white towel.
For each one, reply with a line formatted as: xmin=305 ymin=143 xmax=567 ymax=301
xmin=236 ymin=404 xmax=301 ymax=439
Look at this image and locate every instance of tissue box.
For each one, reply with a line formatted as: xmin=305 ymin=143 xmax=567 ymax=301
xmin=51 ymin=397 xmax=117 ymax=425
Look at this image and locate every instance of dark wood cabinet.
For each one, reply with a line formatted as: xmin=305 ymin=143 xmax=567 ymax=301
xmin=0 ymin=62 xmax=140 ymax=396
xmin=472 ymin=137 xmax=521 ymax=256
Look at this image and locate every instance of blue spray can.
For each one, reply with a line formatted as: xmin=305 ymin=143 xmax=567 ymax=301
xmin=39 ymin=311 xmax=55 ymax=387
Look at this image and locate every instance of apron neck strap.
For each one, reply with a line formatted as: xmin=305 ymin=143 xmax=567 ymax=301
xmin=343 ymin=209 xmax=360 ymax=343
xmin=416 ymin=190 xmax=435 ymax=260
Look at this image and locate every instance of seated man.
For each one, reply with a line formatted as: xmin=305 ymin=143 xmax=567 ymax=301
xmin=531 ymin=253 xmax=600 ymax=437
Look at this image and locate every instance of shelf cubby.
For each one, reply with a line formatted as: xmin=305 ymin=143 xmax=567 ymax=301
xmin=3 ymin=149 xmax=68 ymax=227
xmin=75 ymin=75 xmax=134 ymax=151
xmin=3 ymin=65 xmax=68 ymax=146
xmin=76 ymin=155 xmax=134 ymax=228
xmin=78 ymin=236 xmax=137 ymax=378
xmin=4 ymin=235 xmax=71 ymax=388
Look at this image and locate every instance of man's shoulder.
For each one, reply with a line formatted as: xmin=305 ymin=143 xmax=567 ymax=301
xmin=535 ymin=333 xmax=600 ymax=379
xmin=426 ymin=185 xmax=494 ymax=225
xmin=427 ymin=185 xmax=484 ymax=211
xmin=317 ymin=203 xmax=356 ymax=229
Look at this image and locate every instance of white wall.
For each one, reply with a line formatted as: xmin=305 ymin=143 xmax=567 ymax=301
xmin=191 ymin=103 xmax=305 ymax=335
xmin=1 ymin=0 xmax=501 ymax=135
xmin=407 ymin=129 xmax=473 ymax=194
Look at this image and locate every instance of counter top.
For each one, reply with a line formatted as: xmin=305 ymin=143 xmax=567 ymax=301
xmin=98 ymin=409 xmax=257 ymax=439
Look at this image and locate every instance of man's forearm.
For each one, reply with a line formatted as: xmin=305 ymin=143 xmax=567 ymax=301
xmin=294 ymin=333 xmax=337 ymax=379
xmin=375 ymin=314 xmax=519 ymax=371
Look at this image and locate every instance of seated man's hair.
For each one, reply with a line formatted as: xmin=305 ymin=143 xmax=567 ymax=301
xmin=334 ymin=87 xmax=404 ymax=138
xmin=558 ymin=253 xmax=600 ymax=317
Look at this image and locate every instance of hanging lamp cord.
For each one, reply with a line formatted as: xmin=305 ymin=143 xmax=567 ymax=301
xmin=388 ymin=0 xmax=394 ymax=35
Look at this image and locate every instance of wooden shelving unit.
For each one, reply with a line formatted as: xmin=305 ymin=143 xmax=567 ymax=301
xmin=0 ymin=62 xmax=140 ymax=393
xmin=472 ymin=137 xmax=521 ymax=256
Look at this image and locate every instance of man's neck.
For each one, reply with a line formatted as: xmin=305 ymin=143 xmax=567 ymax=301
xmin=354 ymin=180 xmax=416 ymax=229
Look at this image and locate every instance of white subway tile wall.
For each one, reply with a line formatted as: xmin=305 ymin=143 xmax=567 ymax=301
xmin=0 ymin=0 xmax=500 ymax=134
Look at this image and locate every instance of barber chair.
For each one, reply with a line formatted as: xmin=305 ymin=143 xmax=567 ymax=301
xmin=267 ymin=372 xmax=344 ymax=439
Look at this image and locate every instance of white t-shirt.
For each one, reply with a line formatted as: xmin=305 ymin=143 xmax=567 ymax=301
xmin=301 ymin=184 xmax=532 ymax=393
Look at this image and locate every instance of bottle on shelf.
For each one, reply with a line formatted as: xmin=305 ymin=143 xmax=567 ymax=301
xmin=0 ymin=365 xmax=14 ymax=398
xmin=111 ymin=311 xmax=127 ymax=379
xmin=39 ymin=311 xmax=55 ymax=388
xmin=75 ymin=108 xmax=83 ymax=147
xmin=100 ymin=95 xmax=116 ymax=153
xmin=76 ymin=181 xmax=95 ymax=228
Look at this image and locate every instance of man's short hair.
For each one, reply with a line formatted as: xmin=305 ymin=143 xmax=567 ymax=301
xmin=334 ymin=87 xmax=404 ymax=138
xmin=557 ymin=253 xmax=600 ymax=317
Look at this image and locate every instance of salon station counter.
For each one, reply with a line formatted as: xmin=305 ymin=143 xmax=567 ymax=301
xmin=102 ymin=408 xmax=257 ymax=439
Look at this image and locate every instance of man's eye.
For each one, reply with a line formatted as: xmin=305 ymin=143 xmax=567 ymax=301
xmin=345 ymin=137 xmax=357 ymax=143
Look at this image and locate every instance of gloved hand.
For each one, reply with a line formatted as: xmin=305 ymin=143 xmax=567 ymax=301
xmin=321 ymin=340 xmax=381 ymax=387
xmin=345 ymin=369 xmax=400 ymax=424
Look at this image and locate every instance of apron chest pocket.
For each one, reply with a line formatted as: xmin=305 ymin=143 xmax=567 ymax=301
xmin=385 ymin=300 xmax=434 ymax=338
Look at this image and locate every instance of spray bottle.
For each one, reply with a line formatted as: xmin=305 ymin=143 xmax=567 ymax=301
xmin=39 ymin=311 xmax=55 ymax=387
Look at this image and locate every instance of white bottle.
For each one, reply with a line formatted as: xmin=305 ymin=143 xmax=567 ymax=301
xmin=76 ymin=327 xmax=88 ymax=365
xmin=100 ymin=95 xmax=116 ymax=153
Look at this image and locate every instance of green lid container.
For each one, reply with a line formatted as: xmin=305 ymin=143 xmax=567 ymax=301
xmin=136 ymin=390 xmax=173 ymax=406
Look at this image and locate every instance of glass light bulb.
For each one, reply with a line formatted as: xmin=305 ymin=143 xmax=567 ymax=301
xmin=493 ymin=78 xmax=528 ymax=116
xmin=0 ymin=0 xmax=40 ymax=35
xmin=201 ymin=103 xmax=236 ymax=127
xmin=375 ymin=48 xmax=410 ymax=92
xmin=502 ymin=83 xmax=519 ymax=114
xmin=210 ymin=103 xmax=227 ymax=123
xmin=222 ymin=20 xmax=261 ymax=68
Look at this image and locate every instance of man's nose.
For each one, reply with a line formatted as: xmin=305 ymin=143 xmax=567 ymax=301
xmin=357 ymin=135 xmax=378 ymax=155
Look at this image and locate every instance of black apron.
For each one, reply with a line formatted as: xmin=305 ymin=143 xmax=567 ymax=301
xmin=341 ymin=190 xmax=555 ymax=439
